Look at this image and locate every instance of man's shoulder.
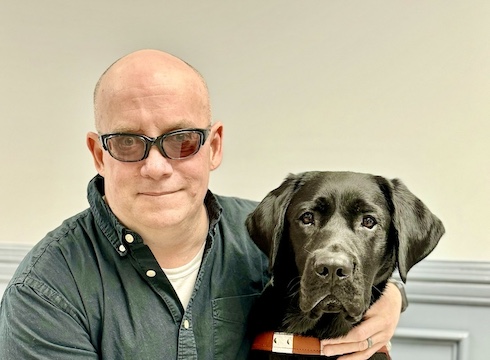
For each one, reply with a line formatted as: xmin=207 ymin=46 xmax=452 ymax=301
xmin=9 ymin=208 xmax=97 ymax=284
xmin=214 ymin=194 xmax=258 ymax=215
xmin=214 ymin=194 xmax=259 ymax=213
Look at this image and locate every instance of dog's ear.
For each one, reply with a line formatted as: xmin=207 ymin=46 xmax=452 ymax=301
xmin=379 ymin=178 xmax=445 ymax=282
xmin=246 ymin=173 xmax=307 ymax=269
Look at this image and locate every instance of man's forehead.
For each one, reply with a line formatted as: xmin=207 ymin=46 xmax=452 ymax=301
xmin=98 ymin=62 xmax=204 ymax=106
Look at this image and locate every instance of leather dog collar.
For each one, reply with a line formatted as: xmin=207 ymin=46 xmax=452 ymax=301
xmin=251 ymin=331 xmax=391 ymax=359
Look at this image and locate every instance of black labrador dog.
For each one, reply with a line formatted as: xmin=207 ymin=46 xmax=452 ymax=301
xmin=246 ymin=171 xmax=445 ymax=360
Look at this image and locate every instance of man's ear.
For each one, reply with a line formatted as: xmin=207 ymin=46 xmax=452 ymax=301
xmin=209 ymin=122 xmax=223 ymax=171
xmin=86 ymin=132 xmax=105 ymax=176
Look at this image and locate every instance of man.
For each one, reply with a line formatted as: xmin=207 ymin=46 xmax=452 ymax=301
xmin=0 ymin=49 xmax=403 ymax=359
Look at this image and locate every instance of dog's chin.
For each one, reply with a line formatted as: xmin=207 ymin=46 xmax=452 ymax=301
xmin=282 ymin=296 xmax=364 ymax=335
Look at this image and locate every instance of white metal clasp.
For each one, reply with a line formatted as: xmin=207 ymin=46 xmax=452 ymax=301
xmin=272 ymin=332 xmax=294 ymax=354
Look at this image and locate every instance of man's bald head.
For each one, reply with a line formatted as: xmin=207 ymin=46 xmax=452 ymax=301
xmin=93 ymin=49 xmax=211 ymax=132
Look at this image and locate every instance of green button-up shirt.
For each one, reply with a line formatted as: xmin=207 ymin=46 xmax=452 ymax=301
xmin=0 ymin=175 xmax=269 ymax=359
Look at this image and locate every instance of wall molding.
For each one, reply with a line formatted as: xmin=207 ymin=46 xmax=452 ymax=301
xmin=397 ymin=260 xmax=490 ymax=307
xmin=0 ymin=243 xmax=31 ymax=284
xmin=2 ymin=243 xmax=490 ymax=296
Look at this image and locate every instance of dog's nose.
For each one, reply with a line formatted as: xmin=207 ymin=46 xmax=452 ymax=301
xmin=315 ymin=255 xmax=353 ymax=281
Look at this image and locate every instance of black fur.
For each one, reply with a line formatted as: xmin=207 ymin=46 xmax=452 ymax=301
xmin=246 ymin=171 xmax=445 ymax=360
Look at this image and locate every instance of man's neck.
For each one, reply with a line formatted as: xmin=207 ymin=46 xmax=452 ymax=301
xmin=139 ymin=206 xmax=209 ymax=269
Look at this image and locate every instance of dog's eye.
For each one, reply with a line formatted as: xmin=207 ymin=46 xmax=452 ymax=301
xmin=300 ymin=212 xmax=315 ymax=225
xmin=361 ymin=216 xmax=377 ymax=229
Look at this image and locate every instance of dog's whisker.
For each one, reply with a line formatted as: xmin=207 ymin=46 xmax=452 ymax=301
xmin=286 ymin=289 xmax=300 ymax=301
xmin=286 ymin=276 xmax=301 ymax=292
xmin=302 ymin=246 xmax=313 ymax=255
xmin=372 ymin=284 xmax=382 ymax=296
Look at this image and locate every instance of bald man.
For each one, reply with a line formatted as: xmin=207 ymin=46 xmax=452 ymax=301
xmin=0 ymin=50 xmax=403 ymax=359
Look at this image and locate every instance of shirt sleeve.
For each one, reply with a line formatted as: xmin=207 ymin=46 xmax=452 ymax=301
xmin=0 ymin=280 xmax=98 ymax=360
xmin=387 ymin=277 xmax=409 ymax=312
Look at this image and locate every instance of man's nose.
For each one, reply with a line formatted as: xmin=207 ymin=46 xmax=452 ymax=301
xmin=140 ymin=146 xmax=173 ymax=178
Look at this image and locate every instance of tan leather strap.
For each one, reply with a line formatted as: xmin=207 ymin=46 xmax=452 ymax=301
xmin=251 ymin=331 xmax=391 ymax=359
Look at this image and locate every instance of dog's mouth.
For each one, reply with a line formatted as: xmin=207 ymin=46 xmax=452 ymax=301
xmin=302 ymin=294 xmax=364 ymax=324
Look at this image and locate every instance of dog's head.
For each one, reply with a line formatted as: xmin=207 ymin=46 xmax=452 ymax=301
xmin=246 ymin=171 xmax=444 ymax=328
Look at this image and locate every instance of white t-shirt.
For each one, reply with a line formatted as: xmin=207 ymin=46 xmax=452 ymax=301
xmin=162 ymin=243 xmax=206 ymax=310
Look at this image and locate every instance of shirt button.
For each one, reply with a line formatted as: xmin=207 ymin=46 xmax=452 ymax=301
xmin=146 ymin=270 xmax=157 ymax=278
xmin=118 ymin=244 xmax=126 ymax=252
xmin=183 ymin=319 xmax=190 ymax=329
xmin=125 ymin=234 xmax=134 ymax=243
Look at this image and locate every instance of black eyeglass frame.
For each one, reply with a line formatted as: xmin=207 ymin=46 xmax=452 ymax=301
xmin=99 ymin=127 xmax=211 ymax=162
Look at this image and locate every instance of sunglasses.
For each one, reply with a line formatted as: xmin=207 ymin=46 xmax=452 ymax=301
xmin=99 ymin=128 xmax=210 ymax=162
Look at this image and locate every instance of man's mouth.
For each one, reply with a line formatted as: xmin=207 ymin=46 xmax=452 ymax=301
xmin=139 ymin=190 xmax=178 ymax=196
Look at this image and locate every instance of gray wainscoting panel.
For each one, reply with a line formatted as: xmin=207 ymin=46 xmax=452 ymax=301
xmin=1 ymin=245 xmax=490 ymax=358
xmin=392 ymin=260 xmax=490 ymax=360
xmin=0 ymin=244 xmax=31 ymax=298
xmin=391 ymin=328 xmax=469 ymax=360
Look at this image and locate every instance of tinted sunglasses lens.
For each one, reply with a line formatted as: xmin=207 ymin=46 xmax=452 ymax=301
xmin=106 ymin=135 xmax=146 ymax=161
xmin=162 ymin=131 xmax=202 ymax=159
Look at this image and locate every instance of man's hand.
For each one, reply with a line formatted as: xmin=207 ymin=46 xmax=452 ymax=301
xmin=320 ymin=282 xmax=402 ymax=359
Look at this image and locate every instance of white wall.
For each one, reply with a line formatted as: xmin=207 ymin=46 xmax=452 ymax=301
xmin=1 ymin=1 xmax=488 ymax=261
